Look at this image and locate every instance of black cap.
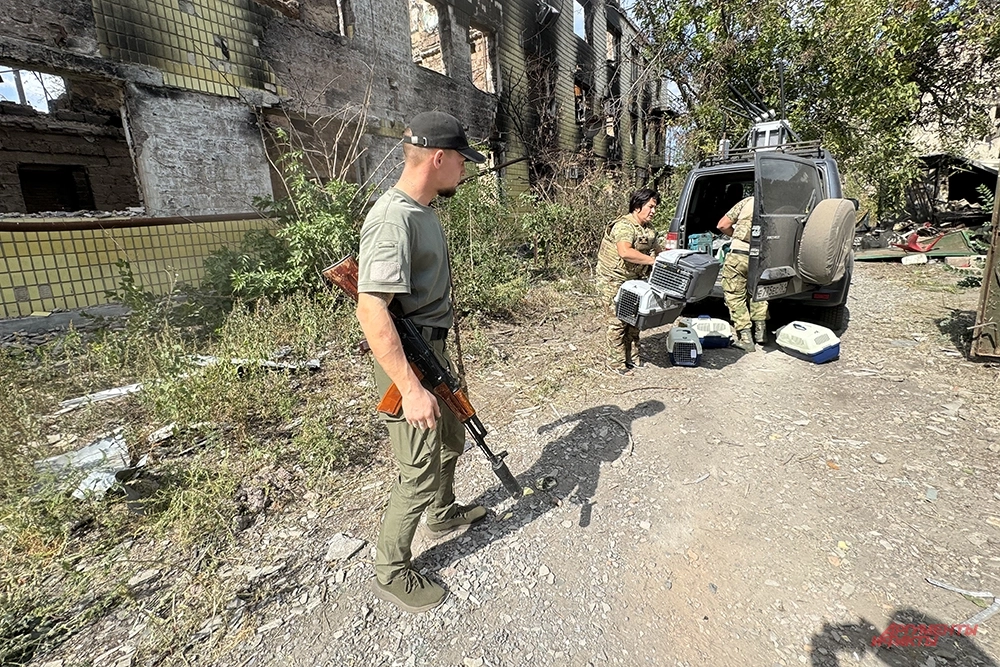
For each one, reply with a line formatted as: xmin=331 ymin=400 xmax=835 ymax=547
xmin=405 ymin=111 xmax=486 ymax=163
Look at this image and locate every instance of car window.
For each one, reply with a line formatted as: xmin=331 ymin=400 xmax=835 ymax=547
xmin=758 ymin=158 xmax=822 ymax=216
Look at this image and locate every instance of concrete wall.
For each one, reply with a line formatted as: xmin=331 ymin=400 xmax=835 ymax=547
xmin=0 ymin=0 xmax=99 ymax=55
xmin=125 ymin=84 xmax=272 ymax=216
xmin=0 ymin=0 xmax=664 ymax=220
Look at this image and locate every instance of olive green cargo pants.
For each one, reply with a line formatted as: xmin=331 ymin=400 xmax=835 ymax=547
xmin=721 ymin=252 xmax=768 ymax=332
xmin=372 ymin=338 xmax=465 ymax=585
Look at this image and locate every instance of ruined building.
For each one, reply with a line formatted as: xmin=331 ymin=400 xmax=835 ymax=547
xmin=0 ymin=0 xmax=672 ymax=316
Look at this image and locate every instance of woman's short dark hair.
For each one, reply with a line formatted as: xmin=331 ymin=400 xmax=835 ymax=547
xmin=629 ymin=188 xmax=660 ymax=213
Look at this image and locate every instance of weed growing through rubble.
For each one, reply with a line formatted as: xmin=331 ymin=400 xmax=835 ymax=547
xmin=0 ymin=287 xmax=376 ymax=664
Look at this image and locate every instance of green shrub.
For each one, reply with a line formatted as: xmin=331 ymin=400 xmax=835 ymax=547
xmin=438 ymin=173 xmax=530 ymax=316
xmin=204 ymin=141 xmax=366 ymax=301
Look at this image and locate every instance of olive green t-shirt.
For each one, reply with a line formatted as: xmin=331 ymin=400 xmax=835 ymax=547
xmin=357 ymin=188 xmax=453 ymax=328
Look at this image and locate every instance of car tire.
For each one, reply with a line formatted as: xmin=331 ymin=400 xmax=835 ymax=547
xmin=808 ymin=303 xmax=847 ymax=331
xmin=797 ymin=198 xmax=855 ymax=285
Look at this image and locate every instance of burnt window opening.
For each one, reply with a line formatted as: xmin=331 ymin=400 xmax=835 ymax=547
xmin=572 ymin=0 xmax=589 ymax=43
xmin=648 ymin=114 xmax=664 ymax=155
xmin=574 ymin=83 xmax=590 ymax=124
xmin=606 ymin=29 xmax=620 ymax=63
xmin=410 ymin=0 xmax=448 ymax=76
xmin=18 ymin=164 xmax=96 ymax=213
xmin=335 ymin=0 xmax=355 ymax=37
xmin=469 ymin=26 xmax=495 ymax=93
xmin=0 ymin=68 xmax=67 ymax=113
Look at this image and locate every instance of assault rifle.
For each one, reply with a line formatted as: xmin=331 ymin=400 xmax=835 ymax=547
xmin=323 ymin=256 xmax=522 ymax=499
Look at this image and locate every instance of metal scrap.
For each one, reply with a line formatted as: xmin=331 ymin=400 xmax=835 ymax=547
xmin=927 ymin=578 xmax=1000 ymax=626
xmin=34 ymin=427 xmax=147 ymax=500
xmin=188 ymin=354 xmax=321 ymax=372
xmin=57 ymin=383 xmax=143 ymax=413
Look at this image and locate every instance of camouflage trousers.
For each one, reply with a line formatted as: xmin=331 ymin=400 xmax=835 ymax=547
xmin=600 ymin=281 xmax=640 ymax=367
xmin=721 ymin=252 xmax=768 ymax=332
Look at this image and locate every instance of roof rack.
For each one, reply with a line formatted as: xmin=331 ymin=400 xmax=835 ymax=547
xmin=698 ymin=140 xmax=825 ymax=167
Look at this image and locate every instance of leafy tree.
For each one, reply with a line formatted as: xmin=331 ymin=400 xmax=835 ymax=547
xmin=632 ymin=0 xmax=1000 ymax=215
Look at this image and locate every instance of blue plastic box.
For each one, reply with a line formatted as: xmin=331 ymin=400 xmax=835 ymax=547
xmin=775 ymin=321 xmax=841 ymax=364
xmin=686 ymin=232 xmax=715 ymax=254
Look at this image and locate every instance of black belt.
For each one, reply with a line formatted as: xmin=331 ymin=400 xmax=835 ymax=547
xmin=420 ymin=326 xmax=449 ymax=341
xmin=730 ymin=248 xmax=750 ymax=256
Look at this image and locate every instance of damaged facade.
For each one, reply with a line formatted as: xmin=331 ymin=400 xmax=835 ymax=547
xmin=0 ymin=0 xmax=670 ymax=316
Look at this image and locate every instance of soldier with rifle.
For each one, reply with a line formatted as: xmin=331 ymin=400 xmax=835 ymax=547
xmin=352 ymin=111 xmax=495 ymax=613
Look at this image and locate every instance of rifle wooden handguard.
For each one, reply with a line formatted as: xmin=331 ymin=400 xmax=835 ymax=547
xmin=376 ymin=376 xmax=476 ymax=422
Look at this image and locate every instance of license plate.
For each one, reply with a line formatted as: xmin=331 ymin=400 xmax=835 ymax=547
xmin=756 ymin=282 xmax=788 ymax=299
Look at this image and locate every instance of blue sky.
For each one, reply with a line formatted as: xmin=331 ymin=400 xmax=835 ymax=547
xmin=0 ymin=69 xmax=66 ymax=112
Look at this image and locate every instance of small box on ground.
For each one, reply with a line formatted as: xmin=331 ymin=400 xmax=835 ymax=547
xmin=667 ymin=327 xmax=702 ymax=366
xmin=775 ymin=321 xmax=840 ymax=364
xmin=682 ymin=315 xmax=732 ymax=348
xmin=649 ymin=250 xmax=720 ymax=302
xmin=615 ymin=280 xmax=684 ymax=330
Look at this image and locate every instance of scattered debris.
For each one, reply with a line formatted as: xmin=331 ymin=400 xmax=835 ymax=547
xmin=34 ymin=427 xmax=147 ymax=500
xmin=927 ymin=578 xmax=1000 ymax=626
xmin=682 ymin=472 xmax=710 ymax=485
xmin=324 ymin=533 xmax=366 ymax=562
xmin=147 ymin=423 xmax=177 ymax=444
xmin=57 ymin=383 xmax=143 ymax=413
xmin=901 ymin=253 xmax=929 ymax=265
xmin=188 ymin=354 xmax=321 ymax=372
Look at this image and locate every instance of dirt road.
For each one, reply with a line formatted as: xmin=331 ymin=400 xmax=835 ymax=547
xmin=45 ymin=262 xmax=997 ymax=667
xmin=208 ymin=262 xmax=997 ymax=667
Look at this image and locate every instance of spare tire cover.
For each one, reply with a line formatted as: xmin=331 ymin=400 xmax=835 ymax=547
xmin=797 ymin=198 xmax=855 ymax=285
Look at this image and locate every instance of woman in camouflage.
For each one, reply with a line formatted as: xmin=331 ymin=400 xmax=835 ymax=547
xmin=595 ymin=188 xmax=661 ymax=373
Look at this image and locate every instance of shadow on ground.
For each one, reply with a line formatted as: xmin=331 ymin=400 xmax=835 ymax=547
xmin=935 ymin=308 xmax=979 ymax=358
xmin=413 ymin=400 xmax=665 ymax=573
xmin=810 ymin=607 xmax=997 ymax=666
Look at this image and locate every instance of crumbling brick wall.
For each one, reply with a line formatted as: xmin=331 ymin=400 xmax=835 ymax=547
xmin=0 ymin=110 xmax=139 ymax=213
xmin=0 ymin=0 xmax=99 ymax=55
xmin=125 ymin=84 xmax=272 ymax=216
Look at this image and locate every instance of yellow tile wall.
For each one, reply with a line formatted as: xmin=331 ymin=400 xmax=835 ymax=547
xmin=92 ymin=0 xmax=281 ymax=98
xmin=0 ymin=217 xmax=272 ymax=318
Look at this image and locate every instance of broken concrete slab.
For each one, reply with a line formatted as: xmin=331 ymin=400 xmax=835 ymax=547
xmin=324 ymin=533 xmax=366 ymax=562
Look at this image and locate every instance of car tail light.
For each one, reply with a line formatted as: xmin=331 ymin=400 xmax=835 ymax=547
xmin=663 ymin=232 xmax=679 ymax=250
xmin=812 ymin=292 xmax=831 ymax=300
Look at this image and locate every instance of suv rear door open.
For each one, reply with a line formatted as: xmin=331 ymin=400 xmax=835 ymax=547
xmin=748 ymin=152 xmax=824 ymax=302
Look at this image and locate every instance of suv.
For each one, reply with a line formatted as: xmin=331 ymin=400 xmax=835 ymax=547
xmin=664 ymin=127 xmax=855 ymax=331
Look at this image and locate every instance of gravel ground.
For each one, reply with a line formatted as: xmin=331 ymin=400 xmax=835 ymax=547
xmin=33 ymin=262 xmax=1000 ymax=667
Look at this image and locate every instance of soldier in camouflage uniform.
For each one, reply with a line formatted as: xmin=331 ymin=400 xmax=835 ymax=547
xmin=717 ymin=195 xmax=767 ymax=351
xmin=595 ymin=188 xmax=661 ymax=373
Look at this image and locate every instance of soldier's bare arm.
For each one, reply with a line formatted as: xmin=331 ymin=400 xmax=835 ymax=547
xmin=717 ymin=214 xmax=735 ymax=236
xmin=356 ymin=292 xmax=441 ymax=429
